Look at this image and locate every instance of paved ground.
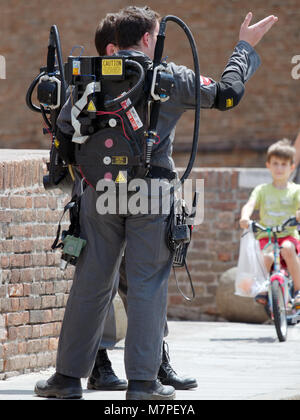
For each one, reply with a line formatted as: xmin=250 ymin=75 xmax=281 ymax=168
xmin=0 ymin=320 xmax=300 ymax=401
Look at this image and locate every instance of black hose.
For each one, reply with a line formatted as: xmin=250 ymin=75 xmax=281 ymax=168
xmin=50 ymin=25 xmax=67 ymax=106
xmin=26 ymin=25 xmax=67 ymax=116
xmin=157 ymin=15 xmax=201 ymax=184
xmin=25 ymin=71 xmax=47 ymax=113
xmin=103 ymin=59 xmax=145 ymax=109
xmin=40 ymin=105 xmax=52 ymax=130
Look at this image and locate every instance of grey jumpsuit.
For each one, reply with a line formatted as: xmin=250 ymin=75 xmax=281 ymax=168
xmin=55 ymin=40 xmax=260 ymax=380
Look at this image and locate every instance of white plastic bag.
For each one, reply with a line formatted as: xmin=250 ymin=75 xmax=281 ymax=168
xmin=235 ymin=225 xmax=268 ymax=297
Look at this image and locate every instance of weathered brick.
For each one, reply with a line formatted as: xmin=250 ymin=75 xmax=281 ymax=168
xmin=0 ymin=210 xmax=12 ymax=223
xmin=52 ymin=309 xmax=65 ymax=322
xmin=41 ymin=295 xmax=56 ymax=309
xmin=4 ymin=355 xmax=31 ymax=372
xmin=8 ymin=284 xmax=24 ymax=297
xmin=49 ymin=338 xmax=59 ymax=351
xmin=29 ymin=310 xmax=53 ymax=324
xmin=10 ymin=196 xmax=26 ymax=209
xmin=27 ymin=338 xmax=49 ymax=354
xmin=0 ymin=315 xmax=7 ymax=341
xmin=9 ymin=254 xmax=25 ymax=268
xmin=33 ymin=196 xmax=48 ymax=209
xmin=6 ymin=312 xmax=29 ymax=327
xmin=40 ymin=323 xmax=54 ymax=337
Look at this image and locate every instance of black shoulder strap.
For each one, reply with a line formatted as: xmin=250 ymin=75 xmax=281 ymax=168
xmin=51 ymin=195 xmax=81 ymax=250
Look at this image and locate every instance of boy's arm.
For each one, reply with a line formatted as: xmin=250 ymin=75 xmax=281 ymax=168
xmin=296 ymin=187 xmax=300 ymax=221
xmin=239 ymin=198 xmax=256 ymax=229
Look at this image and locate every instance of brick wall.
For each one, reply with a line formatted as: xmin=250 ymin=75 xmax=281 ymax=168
xmin=0 ymin=150 xmax=270 ymax=378
xmin=0 ymin=150 xmax=73 ymax=378
xmin=166 ymin=168 xmax=272 ymax=320
xmin=0 ymin=0 xmax=299 ymax=167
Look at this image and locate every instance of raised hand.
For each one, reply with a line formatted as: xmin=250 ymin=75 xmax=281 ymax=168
xmin=239 ymin=12 xmax=278 ymax=47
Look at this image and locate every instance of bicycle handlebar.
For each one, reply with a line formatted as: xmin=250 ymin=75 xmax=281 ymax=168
xmin=251 ymin=216 xmax=298 ymax=234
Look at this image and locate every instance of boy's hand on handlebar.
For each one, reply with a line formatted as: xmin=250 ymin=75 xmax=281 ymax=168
xmin=296 ymin=210 xmax=300 ymax=222
xmin=239 ymin=218 xmax=250 ymax=229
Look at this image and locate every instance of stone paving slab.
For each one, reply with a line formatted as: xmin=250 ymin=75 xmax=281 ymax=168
xmin=0 ymin=321 xmax=300 ymax=401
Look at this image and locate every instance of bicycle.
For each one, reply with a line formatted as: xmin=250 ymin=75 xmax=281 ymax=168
xmin=252 ymin=216 xmax=300 ymax=342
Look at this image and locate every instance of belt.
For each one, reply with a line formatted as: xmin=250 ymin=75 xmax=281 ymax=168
xmin=147 ymin=165 xmax=177 ymax=181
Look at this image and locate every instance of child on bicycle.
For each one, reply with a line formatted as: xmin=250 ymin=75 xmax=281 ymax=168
xmin=239 ymin=139 xmax=300 ymax=310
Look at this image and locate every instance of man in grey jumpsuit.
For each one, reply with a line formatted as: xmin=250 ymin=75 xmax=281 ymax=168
xmin=35 ymin=7 xmax=278 ymax=400
xmin=84 ymin=12 xmax=198 ymax=393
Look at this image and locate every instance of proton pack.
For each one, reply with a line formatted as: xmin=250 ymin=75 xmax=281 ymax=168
xmin=60 ymin=53 xmax=175 ymax=188
xmin=26 ymin=16 xmax=202 ymax=300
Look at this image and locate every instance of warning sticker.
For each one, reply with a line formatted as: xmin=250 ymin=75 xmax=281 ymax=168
xmin=102 ymin=59 xmax=123 ymax=76
xmin=226 ymin=98 xmax=234 ymax=108
xmin=72 ymin=60 xmax=81 ymax=76
xmin=87 ymin=100 xmax=96 ymax=112
xmin=112 ymin=156 xmax=128 ymax=165
xmin=120 ymin=97 xmax=143 ymax=131
xmin=115 ymin=171 xmax=127 ymax=183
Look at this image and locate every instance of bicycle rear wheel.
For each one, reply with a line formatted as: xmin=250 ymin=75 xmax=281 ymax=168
xmin=271 ymin=280 xmax=288 ymax=342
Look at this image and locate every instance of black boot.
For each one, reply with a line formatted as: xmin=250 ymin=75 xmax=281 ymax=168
xmin=158 ymin=341 xmax=198 ymax=390
xmin=87 ymin=349 xmax=128 ymax=391
xmin=126 ymin=379 xmax=175 ymax=400
xmin=34 ymin=372 xmax=82 ymax=399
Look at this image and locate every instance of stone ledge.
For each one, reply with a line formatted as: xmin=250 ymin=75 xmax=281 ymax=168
xmin=0 ymin=149 xmax=48 ymax=162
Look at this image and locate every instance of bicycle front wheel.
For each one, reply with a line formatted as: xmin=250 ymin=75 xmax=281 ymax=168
xmin=271 ymin=280 xmax=288 ymax=342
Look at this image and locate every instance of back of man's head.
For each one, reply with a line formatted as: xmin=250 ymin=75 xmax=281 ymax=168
xmin=95 ymin=13 xmax=118 ymax=56
xmin=115 ymin=6 xmax=160 ymax=50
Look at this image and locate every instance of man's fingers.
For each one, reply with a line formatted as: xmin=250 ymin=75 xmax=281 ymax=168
xmin=261 ymin=18 xmax=278 ymax=34
xmin=243 ymin=12 xmax=253 ymax=27
xmin=239 ymin=13 xmax=278 ymax=46
xmin=254 ymin=15 xmax=278 ymax=29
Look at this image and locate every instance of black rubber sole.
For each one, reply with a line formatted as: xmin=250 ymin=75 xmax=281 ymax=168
xmin=161 ymin=381 xmax=198 ymax=390
xmin=126 ymin=390 xmax=176 ymax=400
xmin=87 ymin=382 xmax=128 ymax=391
xmin=34 ymin=385 xmax=82 ymax=399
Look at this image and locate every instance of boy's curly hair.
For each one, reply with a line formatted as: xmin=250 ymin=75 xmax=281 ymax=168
xmin=267 ymin=139 xmax=296 ymax=164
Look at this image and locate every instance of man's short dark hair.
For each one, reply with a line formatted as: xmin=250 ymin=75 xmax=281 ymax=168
xmin=95 ymin=13 xmax=117 ymax=56
xmin=115 ymin=6 xmax=160 ymax=50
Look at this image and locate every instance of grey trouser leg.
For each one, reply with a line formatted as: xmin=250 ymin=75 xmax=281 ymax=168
xmin=124 ymin=211 xmax=173 ymax=380
xmin=56 ymin=185 xmax=172 ymax=380
xmin=119 ymin=256 xmax=169 ymax=338
xmin=98 ymin=272 xmax=119 ymax=350
xmin=56 ymin=187 xmax=126 ymax=378
xmin=99 ymin=256 xmax=169 ymax=350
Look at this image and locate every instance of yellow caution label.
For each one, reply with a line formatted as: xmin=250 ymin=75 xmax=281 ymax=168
xmin=112 ymin=156 xmax=128 ymax=165
xmin=102 ymin=59 xmax=123 ymax=76
xmin=226 ymin=98 xmax=234 ymax=108
xmin=87 ymin=100 xmax=96 ymax=112
xmin=115 ymin=171 xmax=127 ymax=183
xmin=54 ymin=138 xmax=60 ymax=148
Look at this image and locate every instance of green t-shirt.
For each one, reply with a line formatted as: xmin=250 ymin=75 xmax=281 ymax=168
xmin=250 ymin=182 xmax=300 ymax=239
